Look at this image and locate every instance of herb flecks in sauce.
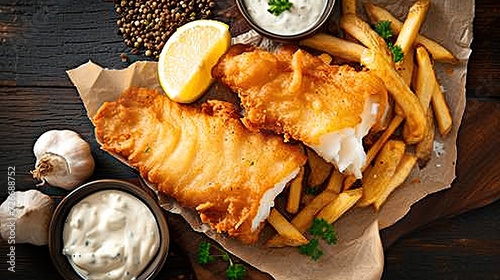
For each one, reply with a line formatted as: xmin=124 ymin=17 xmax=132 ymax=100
xmin=62 ymin=190 xmax=160 ymax=280
xmin=245 ymin=0 xmax=327 ymax=36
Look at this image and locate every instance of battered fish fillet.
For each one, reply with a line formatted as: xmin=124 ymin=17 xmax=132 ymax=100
xmin=213 ymin=44 xmax=388 ymax=178
xmin=93 ymin=87 xmax=306 ymax=244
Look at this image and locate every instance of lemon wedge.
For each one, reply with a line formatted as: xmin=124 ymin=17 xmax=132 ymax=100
xmin=158 ymin=20 xmax=231 ymax=103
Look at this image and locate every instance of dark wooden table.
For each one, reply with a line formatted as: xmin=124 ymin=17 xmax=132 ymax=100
xmin=0 ymin=0 xmax=498 ymax=279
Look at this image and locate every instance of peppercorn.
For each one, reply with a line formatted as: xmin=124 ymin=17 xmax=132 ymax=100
xmin=114 ymin=0 xmax=217 ymax=59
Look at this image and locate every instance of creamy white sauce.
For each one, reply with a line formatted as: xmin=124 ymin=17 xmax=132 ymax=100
xmin=63 ymin=190 xmax=160 ymax=280
xmin=308 ymin=99 xmax=379 ymax=179
xmin=244 ymin=0 xmax=327 ymax=36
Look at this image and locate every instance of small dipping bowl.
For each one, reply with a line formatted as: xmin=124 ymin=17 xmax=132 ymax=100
xmin=236 ymin=0 xmax=336 ymax=41
xmin=49 ymin=179 xmax=169 ymax=280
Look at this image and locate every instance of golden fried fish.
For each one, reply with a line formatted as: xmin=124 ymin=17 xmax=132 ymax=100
xmin=93 ymin=87 xmax=306 ymax=244
xmin=213 ymin=44 xmax=388 ymax=178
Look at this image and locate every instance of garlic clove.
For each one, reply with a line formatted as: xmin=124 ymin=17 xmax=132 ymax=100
xmin=32 ymin=130 xmax=95 ymax=190
xmin=0 ymin=190 xmax=54 ymax=246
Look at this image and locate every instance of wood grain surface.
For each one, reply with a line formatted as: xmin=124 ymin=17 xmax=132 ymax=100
xmin=0 ymin=0 xmax=499 ymax=279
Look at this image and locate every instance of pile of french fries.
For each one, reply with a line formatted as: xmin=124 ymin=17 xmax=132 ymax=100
xmin=266 ymin=0 xmax=455 ymax=248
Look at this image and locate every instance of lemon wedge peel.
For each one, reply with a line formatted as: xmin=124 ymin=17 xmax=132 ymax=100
xmin=158 ymin=20 xmax=231 ymax=103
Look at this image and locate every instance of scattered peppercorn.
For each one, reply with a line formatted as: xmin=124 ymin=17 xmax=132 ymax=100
xmin=114 ymin=0 xmax=216 ymax=58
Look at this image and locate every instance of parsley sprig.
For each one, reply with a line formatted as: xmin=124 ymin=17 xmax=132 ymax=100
xmin=268 ymin=0 xmax=293 ymax=16
xmin=197 ymin=241 xmax=246 ymax=280
xmin=373 ymin=20 xmax=404 ymax=63
xmin=298 ymin=218 xmax=337 ymax=260
xmin=299 ymin=238 xmax=323 ymax=260
xmin=388 ymin=42 xmax=404 ymax=63
xmin=309 ymin=218 xmax=337 ymax=245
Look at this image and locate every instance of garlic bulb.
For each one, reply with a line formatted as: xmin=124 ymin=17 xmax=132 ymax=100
xmin=32 ymin=129 xmax=95 ymax=190
xmin=0 ymin=190 xmax=54 ymax=245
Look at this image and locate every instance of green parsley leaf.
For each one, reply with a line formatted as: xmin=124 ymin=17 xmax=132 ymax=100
xmin=309 ymin=218 xmax=337 ymax=245
xmin=299 ymin=238 xmax=323 ymax=260
xmin=268 ymin=0 xmax=293 ymax=16
xmin=196 ymin=241 xmax=214 ymax=265
xmin=197 ymin=241 xmax=247 ymax=279
xmin=226 ymin=263 xmax=246 ymax=280
xmin=373 ymin=20 xmax=404 ymax=63
xmin=373 ymin=20 xmax=393 ymax=41
xmin=388 ymin=42 xmax=404 ymax=63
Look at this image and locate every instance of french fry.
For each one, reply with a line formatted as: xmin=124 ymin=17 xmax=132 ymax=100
xmin=414 ymin=46 xmax=436 ymax=111
xmin=290 ymin=190 xmax=338 ymax=233
xmin=286 ymin=167 xmax=305 ymax=214
xmin=398 ymin=47 xmax=415 ymax=86
xmin=324 ymin=169 xmax=344 ymax=193
xmin=340 ymin=13 xmax=392 ymax=61
xmin=365 ymin=115 xmax=404 ymax=168
xmin=306 ymin=147 xmax=333 ymax=188
xmin=266 ymin=209 xmax=309 ymax=247
xmin=316 ymin=188 xmax=363 ymax=223
xmin=301 ymin=193 xmax=315 ymax=206
xmin=432 ymin=81 xmax=453 ymax=136
xmin=343 ymin=175 xmax=357 ymax=191
xmin=265 ymin=235 xmax=291 ymax=248
xmin=416 ymin=32 xmax=459 ymax=64
xmin=394 ymin=0 xmax=429 ymax=88
xmin=358 ymin=140 xmax=405 ymax=207
xmin=402 ymin=46 xmax=434 ymax=141
xmin=364 ymin=3 xmax=458 ymax=63
xmin=394 ymin=0 xmax=430 ymax=60
xmin=373 ymin=154 xmax=417 ymax=210
xmin=415 ymin=108 xmax=435 ymax=168
xmin=360 ymin=49 xmax=426 ymax=144
xmin=342 ymin=0 xmax=356 ymax=15
xmin=300 ymin=33 xmax=366 ymax=62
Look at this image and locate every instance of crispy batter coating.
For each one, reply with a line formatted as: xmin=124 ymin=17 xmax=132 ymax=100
xmin=212 ymin=44 xmax=388 ymax=145
xmin=93 ymin=87 xmax=306 ymax=244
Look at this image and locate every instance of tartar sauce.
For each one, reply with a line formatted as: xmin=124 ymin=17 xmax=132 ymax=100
xmin=244 ymin=0 xmax=327 ymax=36
xmin=62 ymin=190 xmax=160 ymax=280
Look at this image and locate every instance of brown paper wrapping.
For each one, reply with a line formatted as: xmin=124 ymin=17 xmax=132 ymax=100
xmin=66 ymin=0 xmax=474 ymax=279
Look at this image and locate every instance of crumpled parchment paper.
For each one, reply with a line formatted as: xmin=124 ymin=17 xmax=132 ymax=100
xmin=67 ymin=0 xmax=474 ymax=279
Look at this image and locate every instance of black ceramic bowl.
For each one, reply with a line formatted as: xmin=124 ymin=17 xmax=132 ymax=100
xmin=236 ymin=0 xmax=336 ymax=41
xmin=48 ymin=179 xmax=169 ymax=280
